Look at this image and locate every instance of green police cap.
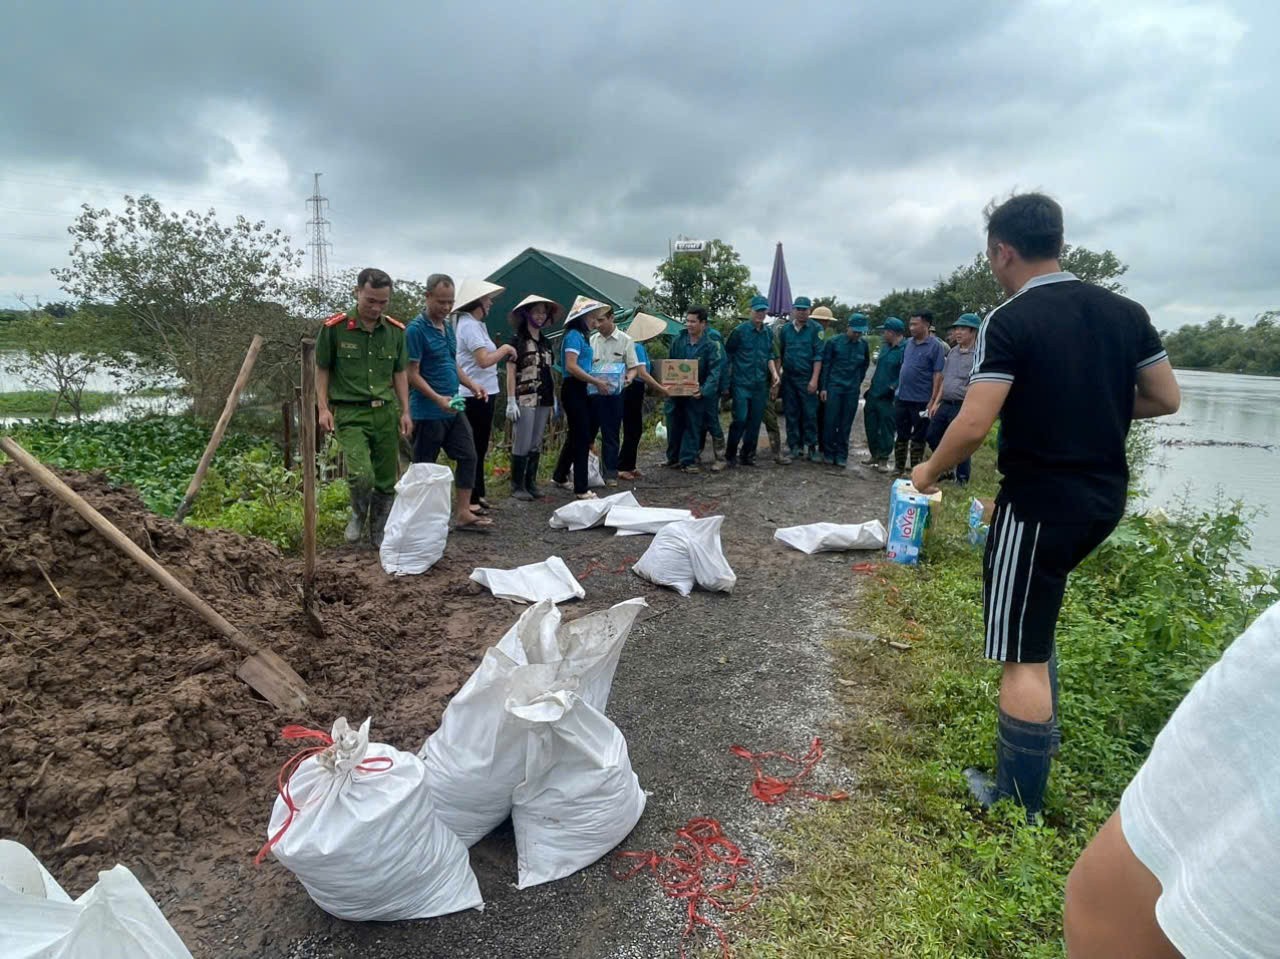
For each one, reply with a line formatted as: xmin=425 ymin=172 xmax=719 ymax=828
xmin=950 ymin=313 xmax=982 ymax=330
xmin=878 ymin=317 xmax=906 ymax=333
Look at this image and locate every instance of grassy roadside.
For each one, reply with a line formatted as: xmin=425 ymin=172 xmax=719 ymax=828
xmin=0 ymin=390 xmax=117 ymax=417
xmin=737 ymin=441 xmax=1279 ymax=958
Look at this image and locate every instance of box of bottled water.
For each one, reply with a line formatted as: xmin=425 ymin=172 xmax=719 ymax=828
xmin=886 ymin=479 xmax=940 ymax=565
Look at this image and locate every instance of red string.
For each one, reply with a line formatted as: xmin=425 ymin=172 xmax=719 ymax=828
xmin=576 ymin=555 xmax=640 ymax=580
xmin=253 ymin=725 xmax=393 ymax=865
xmin=613 ymin=817 xmax=758 ymax=959
xmin=728 ymin=737 xmax=849 ymax=805
xmin=851 ymin=561 xmax=877 ymax=574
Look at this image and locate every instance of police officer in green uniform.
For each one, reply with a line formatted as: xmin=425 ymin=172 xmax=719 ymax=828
xmin=862 ymin=317 xmax=906 ymax=472
xmin=724 ymin=296 xmax=780 ymax=466
xmin=699 ymin=324 xmax=731 ymax=471
xmin=316 ymin=268 xmax=412 ymax=547
xmin=820 ymin=312 xmax=871 ymax=467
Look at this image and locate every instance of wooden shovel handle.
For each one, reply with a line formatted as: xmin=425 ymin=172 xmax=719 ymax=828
xmin=1 ymin=436 xmax=259 ymax=657
xmin=174 ymin=334 xmax=265 ymax=522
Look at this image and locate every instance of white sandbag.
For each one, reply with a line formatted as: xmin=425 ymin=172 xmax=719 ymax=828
xmin=380 ymin=463 xmax=453 ymax=575
xmin=632 ymin=515 xmax=736 ymax=596
xmin=469 ymin=556 xmax=586 ymax=604
xmin=773 ymin=519 xmax=888 ymax=554
xmin=0 ymin=846 xmax=192 ymax=959
xmin=421 ymin=598 xmax=646 ymax=846
xmin=509 ymin=685 xmax=646 ymax=889
xmin=549 ymin=490 xmax=639 ymax=531
xmin=263 ymin=718 xmax=481 ymax=921
xmin=604 ymin=506 xmax=694 ymax=535
xmin=570 ymin=451 xmax=605 ymax=488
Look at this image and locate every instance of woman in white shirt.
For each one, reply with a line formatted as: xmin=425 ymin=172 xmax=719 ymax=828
xmin=453 ymin=279 xmax=515 ymax=511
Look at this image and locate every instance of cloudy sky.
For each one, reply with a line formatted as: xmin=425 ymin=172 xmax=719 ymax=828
xmin=2 ymin=0 xmax=1276 ymax=331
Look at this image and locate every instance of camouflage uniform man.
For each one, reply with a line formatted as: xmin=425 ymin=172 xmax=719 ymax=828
xmin=315 ymin=268 xmax=412 ymax=547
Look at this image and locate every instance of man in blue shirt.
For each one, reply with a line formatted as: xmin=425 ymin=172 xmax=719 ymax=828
xmin=893 ymin=311 xmax=945 ymax=475
xmin=406 ymin=273 xmax=492 ymax=531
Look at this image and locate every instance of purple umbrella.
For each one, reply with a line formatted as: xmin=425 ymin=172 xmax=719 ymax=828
xmin=767 ymin=241 xmax=792 ymax=318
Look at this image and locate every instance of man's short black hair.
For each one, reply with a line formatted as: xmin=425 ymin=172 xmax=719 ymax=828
xmin=356 ymin=267 xmax=393 ymax=290
xmin=911 ymin=309 xmax=933 ymax=324
xmin=685 ymin=305 xmax=708 ymax=323
xmin=985 ymin=192 xmax=1064 ymax=261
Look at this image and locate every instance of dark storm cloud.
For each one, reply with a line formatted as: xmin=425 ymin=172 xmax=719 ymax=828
xmin=1 ymin=0 xmax=1276 ymax=328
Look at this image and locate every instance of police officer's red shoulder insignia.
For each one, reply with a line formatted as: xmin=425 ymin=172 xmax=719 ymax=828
xmin=323 ymin=312 xmax=349 ymax=328
xmin=384 ymin=315 xmax=405 ymax=330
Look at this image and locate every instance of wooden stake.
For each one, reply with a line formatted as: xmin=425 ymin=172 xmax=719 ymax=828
xmin=300 ymin=338 xmax=323 ymax=637
xmin=174 ymin=334 xmax=265 ymax=521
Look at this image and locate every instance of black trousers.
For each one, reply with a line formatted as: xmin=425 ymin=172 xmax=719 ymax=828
xmin=619 ymin=380 xmax=646 ymax=472
xmin=894 ymin=399 xmax=930 ymax=444
xmin=552 ymin=379 xmax=593 ymax=495
xmin=463 ymin=395 xmax=496 ymax=502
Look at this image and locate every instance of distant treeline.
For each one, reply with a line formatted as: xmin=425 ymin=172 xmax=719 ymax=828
xmin=1162 ymin=313 xmax=1280 ymax=377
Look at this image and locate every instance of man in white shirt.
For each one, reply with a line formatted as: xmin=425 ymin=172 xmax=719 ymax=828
xmin=588 ymin=309 xmax=640 ymax=487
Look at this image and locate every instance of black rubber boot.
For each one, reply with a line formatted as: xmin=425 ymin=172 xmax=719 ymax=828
xmin=909 ymin=440 xmax=926 ymax=468
xmin=964 ymin=709 xmax=1055 ymax=822
xmin=893 ymin=440 xmax=909 ymax=475
xmin=368 ymin=491 xmax=395 ymax=549
xmin=345 ymin=485 xmax=371 ymax=544
xmin=510 ymin=454 xmax=533 ymax=501
xmin=525 ymin=451 xmax=544 ymax=499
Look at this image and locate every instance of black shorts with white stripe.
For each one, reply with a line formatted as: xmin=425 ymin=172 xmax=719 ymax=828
xmin=981 ymin=501 xmax=1117 ymax=663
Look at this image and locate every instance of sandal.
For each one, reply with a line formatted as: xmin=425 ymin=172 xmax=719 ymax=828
xmin=575 ymin=491 xmax=598 ymax=500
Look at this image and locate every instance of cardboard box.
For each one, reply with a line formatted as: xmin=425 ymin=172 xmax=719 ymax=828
xmin=657 ymin=358 xmax=700 ymax=396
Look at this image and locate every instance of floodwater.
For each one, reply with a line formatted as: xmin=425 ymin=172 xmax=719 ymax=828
xmin=1142 ymin=369 xmax=1280 ymax=569
xmin=0 ymin=351 xmax=183 ymax=425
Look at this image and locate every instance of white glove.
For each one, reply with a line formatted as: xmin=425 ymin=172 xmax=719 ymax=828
xmin=506 ymin=396 xmax=521 ymax=422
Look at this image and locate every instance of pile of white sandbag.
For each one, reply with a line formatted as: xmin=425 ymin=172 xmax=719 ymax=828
xmin=548 ymin=492 xmax=692 ymax=537
xmin=0 ymin=840 xmax=193 ymax=958
xmin=421 ymin=598 xmax=648 ymax=888
xmin=381 ymin=463 xmax=454 ymax=575
xmin=632 ymin=516 xmax=736 ymax=596
xmin=260 ymin=599 xmax=649 ymax=918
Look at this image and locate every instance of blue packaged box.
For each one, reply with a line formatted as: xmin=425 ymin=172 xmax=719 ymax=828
xmin=886 ymin=479 xmax=939 ymax=565
xmin=968 ymin=497 xmax=992 ymax=548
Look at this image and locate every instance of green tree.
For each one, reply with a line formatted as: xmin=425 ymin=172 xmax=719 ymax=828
xmin=1163 ymin=311 xmax=1280 ymax=375
xmin=812 ymin=296 xmax=854 ymax=321
xmin=1 ymin=304 xmax=134 ymax=419
xmin=53 ymin=195 xmax=305 ymax=418
xmin=637 ymin=239 xmax=759 ymax=321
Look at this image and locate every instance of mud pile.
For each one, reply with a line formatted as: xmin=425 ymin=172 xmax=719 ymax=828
xmin=0 ymin=465 xmax=492 ymax=906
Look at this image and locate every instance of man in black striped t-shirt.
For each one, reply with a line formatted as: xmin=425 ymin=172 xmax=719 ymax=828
xmin=912 ymin=193 xmax=1181 ymax=819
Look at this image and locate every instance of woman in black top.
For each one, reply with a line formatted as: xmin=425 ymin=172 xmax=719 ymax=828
xmin=503 ymin=295 xmax=560 ymax=500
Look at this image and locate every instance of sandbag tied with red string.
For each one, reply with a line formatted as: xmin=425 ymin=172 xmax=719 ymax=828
xmin=509 ymin=676 xmax=646 ymax=889
xmin=258 ymin=718 xmax=481 ymax=922
xmin=632 ymin=515 xmax=736 ymax=597
xmin=420 ymin=598 xmax=647 ymax=847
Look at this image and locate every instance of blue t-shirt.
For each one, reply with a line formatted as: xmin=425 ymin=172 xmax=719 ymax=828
xmin=897 ymin=336 xmax=945 ymax=403
xmin=406 ymin=313 xmax=458 ymax=421
xmin=634 ymin=341 xmax=652 ymax=374
xmin=562 ymin=328 xmax=592 ymax=376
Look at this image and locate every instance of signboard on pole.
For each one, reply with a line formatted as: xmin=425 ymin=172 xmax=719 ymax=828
xmin=673 ymin=240 xmax=706 ymax=254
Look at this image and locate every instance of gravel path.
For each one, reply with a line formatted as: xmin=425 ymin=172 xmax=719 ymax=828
xmin=234 ymin=439 xmax=889 ymax=958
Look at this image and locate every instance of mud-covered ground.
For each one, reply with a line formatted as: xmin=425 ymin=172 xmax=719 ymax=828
xmin=2 ymin=420 xmax=893 ymax=959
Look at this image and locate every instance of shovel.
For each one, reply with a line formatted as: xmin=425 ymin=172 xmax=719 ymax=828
xmin=1 ymin=436 xmax=310 ymax=712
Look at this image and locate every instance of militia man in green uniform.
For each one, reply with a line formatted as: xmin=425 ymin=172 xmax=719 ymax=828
xmin=862 ymin=317 xmax=906 ymax=472
xmin=315 ymin=268 xmax=412 ymax=547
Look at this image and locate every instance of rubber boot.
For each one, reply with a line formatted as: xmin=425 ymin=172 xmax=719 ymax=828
xmin=525 ymin=451 xmax=544 ymax=499
xmin=909 ymin=440 xmax=926 ymax=469
xmin=510 ymin=454 xmax=533 ymax=501
xmin=964 ymin=709 xmax=1055 ymax=822
xmin=368 ymin=491 xmax=395 ymax=549
xmin=893 ymin=440 xmax=909 ymax=475
xmin=345 ymin=485 xmax=371 ymax=544
xmin=710 ymin=436 xmax=726 ymax=472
